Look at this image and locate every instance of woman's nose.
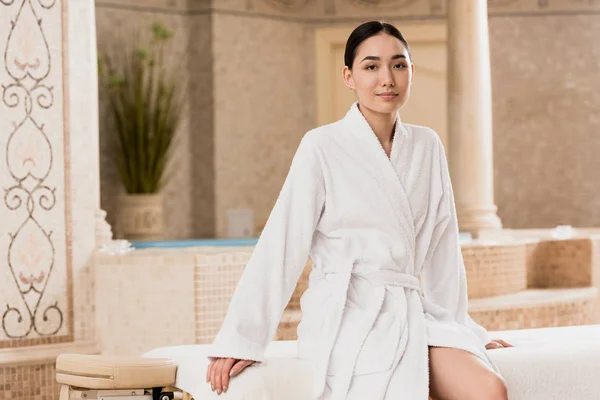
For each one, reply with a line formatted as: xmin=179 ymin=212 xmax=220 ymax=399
xmin=380 ymin=67 xmax=395 ymax=87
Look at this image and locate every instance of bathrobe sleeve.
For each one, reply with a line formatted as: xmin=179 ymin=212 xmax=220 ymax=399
xmin=420 ymin=139 xmax=491 ymax=347
xmin=207 ymin=132 xmax=326 ymax=362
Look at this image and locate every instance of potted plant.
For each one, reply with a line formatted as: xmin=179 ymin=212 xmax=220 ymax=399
xmin=98 ymin=23 xmax=182 ymax=240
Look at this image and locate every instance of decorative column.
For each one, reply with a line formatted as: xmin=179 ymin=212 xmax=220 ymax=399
xmin=447 ymin=0 xmax=502 ymax=237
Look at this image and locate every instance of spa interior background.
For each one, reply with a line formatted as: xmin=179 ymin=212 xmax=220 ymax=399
xmin=2 ymin=0 xmax=600 ymax=399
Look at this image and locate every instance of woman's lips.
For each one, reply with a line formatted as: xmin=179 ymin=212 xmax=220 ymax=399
xmin=377 ymin=93 xmax=398 ymax=100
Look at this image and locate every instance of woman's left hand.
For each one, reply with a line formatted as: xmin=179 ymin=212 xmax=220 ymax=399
xmin=485 ymin=339 xmax=514 ymax=350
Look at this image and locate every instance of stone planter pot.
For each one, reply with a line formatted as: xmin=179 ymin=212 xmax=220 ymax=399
xmin=116 ymin=193 xmax=164 ymax=241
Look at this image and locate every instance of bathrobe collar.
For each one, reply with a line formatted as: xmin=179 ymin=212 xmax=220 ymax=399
xmin=342 ymin=102 xmax=416 ymax=256
xmin=344 ymin=101 xmax=406 ymax=163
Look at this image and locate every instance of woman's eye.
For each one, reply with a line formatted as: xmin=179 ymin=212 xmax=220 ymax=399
xmin=394 ymin=63 xmax=407 ymax=69
xmin=366 ymin=65 xmax=377 ymax=70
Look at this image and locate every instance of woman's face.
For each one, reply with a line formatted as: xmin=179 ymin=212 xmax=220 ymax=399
xmin=343 ymin=33 xmax=414 ymax=116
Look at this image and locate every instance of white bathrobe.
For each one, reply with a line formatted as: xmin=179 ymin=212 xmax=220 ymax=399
xmin=208 ymin=102 xmax=499 ymax=399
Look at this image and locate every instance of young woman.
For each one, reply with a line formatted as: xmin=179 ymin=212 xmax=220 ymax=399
xmin=206 ymin=21 xmax=512 ymax=400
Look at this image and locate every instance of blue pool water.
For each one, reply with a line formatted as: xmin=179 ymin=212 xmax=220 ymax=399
xmin=131 ymin=233 xmax=473 ymax=250
xmin=131 ymin=238 xmax=259 ymax=249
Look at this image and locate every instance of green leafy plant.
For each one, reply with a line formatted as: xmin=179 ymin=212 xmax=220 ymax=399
xmin=98 ymin=23 xmax=182 ymax=194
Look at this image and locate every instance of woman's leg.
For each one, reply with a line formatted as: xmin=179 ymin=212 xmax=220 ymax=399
xmin=428 ymin=346 xmax=508 ymax=400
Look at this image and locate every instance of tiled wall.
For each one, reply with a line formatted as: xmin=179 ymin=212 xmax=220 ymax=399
xmin=0 ymin=363 xmax=59 ymax=400
xmin=1 ymin=0 xmax=99 ymax=399
xmin=0 ymin=0 xmax=71 ymax=348
xmin=490 ymin=13 xmax=600 ymax=229
xmin=463 ymin=243 xmax=528 ymax=298
xmin=95 ymin=0 xmax=600 ymax=238
xmin=193 ymin=253 xmax=314 ymax=343
xmin=470 ymin=295 xmax=596 ymax=331
xmin=211 ymin=14 xmax=315 ymax=237
xmin=93 ymin=236 xmax=599 ymax=355
xmin=94 ymin=250 xmax=196 ymax=356
xmin=195 ymin=252 xmax=251 ymax=344
xmin=94 ymin=248 xmax=308 ymax=353
xmin=526 ymin=238 xmax=594 ymax=288
xmin=0 ymin=0 xmax=99 ymax=348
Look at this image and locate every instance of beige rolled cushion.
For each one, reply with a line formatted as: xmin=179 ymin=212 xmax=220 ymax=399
xmin=56 ymin=354 xmax=176 ymax=389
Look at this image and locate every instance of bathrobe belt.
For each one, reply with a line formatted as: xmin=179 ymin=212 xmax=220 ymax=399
xmin=311 ymin=266 xmax=422 ymax=399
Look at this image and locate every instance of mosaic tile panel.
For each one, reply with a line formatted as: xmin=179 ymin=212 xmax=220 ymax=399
xmin=94 ymin=251 xmax=196 ymax=356
xmin=0 ymin=0 xmax=72 ymax=347
xmin=526 ymin=239 xmax=593 ymax=288
xmin=470 ymin=296 xmax=595 ymax=331
xmin=462 ymin=243 xmax=528 ymax=299
xmin=0 ymin=362 xmax=59 ymax=400
xmin=194 ymin=252 xmax=312 ymax=344
xmin=194 ymin=252 xmax=251 ymax=344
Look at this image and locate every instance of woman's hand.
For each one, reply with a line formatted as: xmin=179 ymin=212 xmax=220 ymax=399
xmin=485 ymin=339 xmax=513 ymax=350
xmin=206 ymin=357 xmax=255 ymax=395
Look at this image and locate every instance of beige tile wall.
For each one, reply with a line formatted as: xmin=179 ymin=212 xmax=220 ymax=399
xmin=96 ymin=0 xmax=600 ymax=238
xmin=463 ymin=243 xmax=528 ymax=298
xmin=526 ymin=238 xmax=594 ymax=288
xmin=0 ymin=363 xmax=59 ymax=400
xmin=0 ymin=0 xmax=72 ymax=347
xmin=1 ymin=0 xmax=100 ymax=397
xmin=94 ymin=250 xmax=197 ymax=356
xmin=470 ymin=296 xmax=595 ymax=331
xmin=195 ymin=252 xmax=252 ymax=343
xmin=490 ymin=12 xmax=600 ymax=229
xmin=212 ymin=14 xmax=315 ymax=237
xmin=93 ymin=235 xmax=599 ymax=353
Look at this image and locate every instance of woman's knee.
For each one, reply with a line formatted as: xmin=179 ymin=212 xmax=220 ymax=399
xmin=431 ymin=373 xmax=508 ymax=400
xmin=481 ymin=373 xmax=508 ymax=400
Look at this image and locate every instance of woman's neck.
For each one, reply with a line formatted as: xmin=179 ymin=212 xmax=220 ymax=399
xmin=358 ymin=103 xmax=397 ymax=146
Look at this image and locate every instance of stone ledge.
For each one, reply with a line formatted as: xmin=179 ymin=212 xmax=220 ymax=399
xmin=0 ymin=340 xmax=99 ymax=367
xmin=468 ymin=287 xmax=597 ymax=312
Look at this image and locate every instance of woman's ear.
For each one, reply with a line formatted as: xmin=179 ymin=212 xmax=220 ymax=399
xmin=342 ymin=66 xmax=354 ymax=90
xmin=410 ymin=62 xmax=415 ymax=83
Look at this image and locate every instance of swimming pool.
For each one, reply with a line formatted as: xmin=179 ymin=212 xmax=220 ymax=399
xmin=131 ymin=233 xmax=474 ymax=249
xmin=130 ymin=238 xmax=260 ymax=249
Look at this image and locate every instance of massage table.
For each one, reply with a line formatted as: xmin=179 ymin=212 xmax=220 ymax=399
xmin=56 ymin=324 xmax=600 ymax=399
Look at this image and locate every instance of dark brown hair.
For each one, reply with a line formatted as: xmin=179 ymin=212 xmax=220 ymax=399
xmin=344 ymin=21 xmax=411 ymax=70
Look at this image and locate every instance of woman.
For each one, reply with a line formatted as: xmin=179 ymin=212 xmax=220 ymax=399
xmin=207 ymin=21 xmax=512 ymax=399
